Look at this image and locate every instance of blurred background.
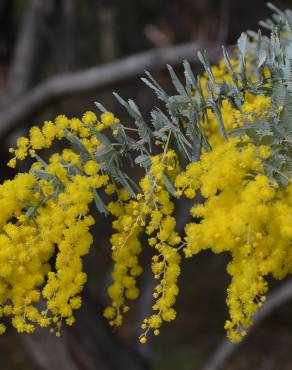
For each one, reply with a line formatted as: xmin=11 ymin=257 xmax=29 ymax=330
xmin=1 ymin=1 xmax=292 ymax=369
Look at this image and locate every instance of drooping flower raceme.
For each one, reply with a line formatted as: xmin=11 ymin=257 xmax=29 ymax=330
xmin=1 ymin=6 xmax=291 ymax=344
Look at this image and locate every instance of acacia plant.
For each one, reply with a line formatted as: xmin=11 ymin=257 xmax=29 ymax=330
xmin=1 ymin=3 xmax=291 ymax=343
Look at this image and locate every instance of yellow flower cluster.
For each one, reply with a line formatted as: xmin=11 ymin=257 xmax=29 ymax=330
xmin=8 ymin=110 xmax=119 ymax=167
xmin=199 ymin=57 xmax=271 ymax=147
xmin=140 ymin=151 xmax=181 ymax=342
xmin=2 ymin=111 xmax=120 ymax=334
xmin=106 ymin=57 xmax=289 ymax=342
xmin=104 ymin=189 xmax=143 ymax=326
xmin=176 ymin=137 xmax=291 ymax=341
xmin=201 ymin=93 xmax=271 ymax=147
xmin=40 ymin=175 xmax=95 ymax=334
xmin=0 ymin=172 xmax=97 ymax=334
xmin=172 ymin=57 xmax=290 ymax=342
xmin=1 ymin=44 xmax=291 ymax=346
xmin=104 ymin=149 xmax=182 ymax=342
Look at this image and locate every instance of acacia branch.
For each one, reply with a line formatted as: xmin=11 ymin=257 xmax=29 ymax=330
xmin=0 ymin=40 xmax=219 ymax=140
xmin=202 ymin=279 xmax=292 ymax=370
